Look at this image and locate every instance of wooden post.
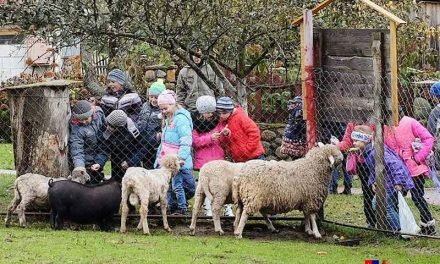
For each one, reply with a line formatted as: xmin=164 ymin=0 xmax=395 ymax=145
xmin=303 ymin=10 xmax=317 ymax=149
xmin=372 ymin=33 xmax=387 ymax=230
xmin=2 ymin=80 xmax=76 ymax=178
xmin=390 ymin=21 xmax=399 ymax=125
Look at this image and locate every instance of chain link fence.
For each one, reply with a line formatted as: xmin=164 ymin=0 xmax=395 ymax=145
xmin=0 ymin=68 xmax=439 ymax=238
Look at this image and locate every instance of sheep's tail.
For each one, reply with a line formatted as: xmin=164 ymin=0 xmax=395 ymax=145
xmin=232 ymin=176 xmax=240 ymax=205
xmin=48 ymin=179 xmax=55 ymax=188
xmin=199 ymin=174 xmax=213 ymax=202
xmin=129 ymin=193 xmax=139 ymax=206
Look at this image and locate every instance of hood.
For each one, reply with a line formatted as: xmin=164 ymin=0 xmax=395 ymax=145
xmin=174 ymin=108 xmax=193 ymax=128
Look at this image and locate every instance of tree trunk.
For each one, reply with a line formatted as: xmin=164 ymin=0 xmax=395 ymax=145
xmin=80 ymin=42 xmax=105 ymax=96
xmin=4 ymin=81 xmax=73 ymax=178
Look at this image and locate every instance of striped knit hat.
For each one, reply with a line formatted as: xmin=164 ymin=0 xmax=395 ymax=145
xmin=72 ymin=100 xmax=93 ymax=120
xmin=107 ymin=69 xmax=127 ymax=85
xmin=106 ymin=110 xmax=127 ymax=127
xmin=216 ymin=97 xmax=234 ymax=112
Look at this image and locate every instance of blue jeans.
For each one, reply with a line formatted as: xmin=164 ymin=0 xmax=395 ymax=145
xmin=372 ymin=191 xmax=400 ymax=232
xmin=328 ymin=156 xmax=352 ymax=192
xmin=167 ymin=169 xmax=195 ymax=211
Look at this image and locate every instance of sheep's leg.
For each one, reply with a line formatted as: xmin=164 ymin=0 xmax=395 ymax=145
xmin=234 ymin=207 xmax=249 ymax=239
xmin=263 ymin=214 xmax=278 ymax=233
xmin=120 ymin=187 xmax=130 ymax=233
xmin=160 ymin=194 xmax=171 ymax=232
xmin=189 ymin=190 xmax=205 ymax=235
xmin=139 ymin=202 xmax=150 ymax=235
xmin=5 ymin=195 xmax=20 ymax=227
xmin=304 ymin=213 xmax=313 ymax=236
xmin=310 ymin=213 xmax=322 ymax=239
xmin=16 ymin=196 xmax=32 ymax=227
xmin=233 ymin=203 xmax=243 ymax=232
xmin=212 ymin=195 xmax=227 ymax=235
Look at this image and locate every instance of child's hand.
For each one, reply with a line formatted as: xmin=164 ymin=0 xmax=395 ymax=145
xmin=211 ymin=132 xmax=221 ymax=141
xmin=121 ymin=161 xmax=129 ymax=170
xmin=348 ymin=147 xmax=360 ymax=153
xmin=156 ymin=132 xmax=161 ymax=141
xmin=90 ymin=164 xmax=101 ymax=171
xmin=221 ymin=127 xmax=231 ymax=136
xmin=372 ymin=183 xmax=376 ymax=193
xmin=395 ymin=184 xmax=403 ymax=192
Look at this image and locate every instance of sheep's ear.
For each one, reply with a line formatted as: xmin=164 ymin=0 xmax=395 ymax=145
xmin=328 ymin=155 xmax=335 ymax=167
xmin=317 ymin=142 xmax=325 ymax=148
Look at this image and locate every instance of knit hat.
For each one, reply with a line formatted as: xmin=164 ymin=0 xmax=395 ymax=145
xmin=157 ymin=90 xmax=177 ymax=105
xmin=106 ymin=110 xmax=127 ymax=127
xmin=216 ymin=97 xmax=234 ymax=112
xmin=196 ymin=95 xmax=217 ymax=114
xmin=430 ymin=82 xmax=440 ymax=97
xmin=72 ymin=100 xmax=93 ymax=120
xmin=107 ymin=69 xmax=127 ymax=85
xmin=148 ymin=80 xmax=166 ymax=96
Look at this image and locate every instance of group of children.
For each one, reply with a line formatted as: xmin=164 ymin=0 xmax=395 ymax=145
xmin=69 ymin=68 xmax=265 ymax=216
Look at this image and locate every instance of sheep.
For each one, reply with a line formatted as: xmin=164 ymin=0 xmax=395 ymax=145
xmin=189 ymin=160 xmax=245 ymax=235
xmin=4 ymin=171 xmax=90 ymax=227
xmin=232 ymin=143 xmax=343 ymax=239
xmin=120 ymin=154 xmax=181 ymax=235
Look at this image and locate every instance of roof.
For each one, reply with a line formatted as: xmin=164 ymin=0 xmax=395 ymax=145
xmin=292 ymin=0 xmax=406 ymax=26
xmin=0 ymin=80 xmax=81 ymax=91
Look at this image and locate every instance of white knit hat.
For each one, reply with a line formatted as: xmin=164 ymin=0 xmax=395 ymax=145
xmin=106 ymin=110 xmax=127 ymax=127
xmin=196 ymin=95 xmax=217 ymax=114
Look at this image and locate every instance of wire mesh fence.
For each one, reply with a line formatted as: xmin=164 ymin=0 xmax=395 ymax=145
xmin=0 ymin=68 xmax=439 ymax=238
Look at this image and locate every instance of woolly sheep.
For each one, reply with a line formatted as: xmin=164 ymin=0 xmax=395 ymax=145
xmin=232 ymin=143 xmax=343 ymax=239
xmin=120 ymin=154 xmax=181 ymax=235
xmin=189 ymin=160 xmax=244 ymax=235
xmin=4 ymin=171 xmax=89 ymax=227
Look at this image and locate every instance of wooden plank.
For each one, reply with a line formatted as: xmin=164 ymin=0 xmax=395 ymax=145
xmin=359 ymin=0 xmax=406 ymax=24
xmin=291 ymin=0 xmax=338 ymax=26
xmin=324 ymin=56 xmax=374 ymax=72
xmin=301 ymin=24 xmax=307 ymax=119
xmin=390 ymin=21 xmax=399 ymax=125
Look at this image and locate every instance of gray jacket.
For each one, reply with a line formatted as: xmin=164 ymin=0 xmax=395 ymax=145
xmin=69 ymin=107 xmax=108 ymax=168
xmin=176 ymin=63 xmax=225 ymax=111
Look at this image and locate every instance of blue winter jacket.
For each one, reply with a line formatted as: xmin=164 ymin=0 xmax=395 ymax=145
xmin=69 ymin=107 xmax=108 ymax=168
xmin=363 ymin=143 xmax=414 ymax=192
xmin=156 ymin=108 xmax=193 ymax=170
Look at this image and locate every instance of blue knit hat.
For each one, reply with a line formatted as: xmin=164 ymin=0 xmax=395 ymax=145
xmin=430 ymin=82 xmax=440 ymax=97
xmin=216 ymin=97 xmax=234 ymax=112
xmin=148 ymin=80 xmax=166 ymax=96
xmin=72 ymin=100 xmax=93 ymax=120
xmin=107 ymin=69 xmax=127 ymax=85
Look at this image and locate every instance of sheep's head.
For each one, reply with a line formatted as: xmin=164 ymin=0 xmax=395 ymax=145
xmin=161 ymin=154 xmax=181 ymax=176
xmin=311 ymin=143 xmax=343 ymax=168
xmin=68 ymin=167 xmax=91 ymax=184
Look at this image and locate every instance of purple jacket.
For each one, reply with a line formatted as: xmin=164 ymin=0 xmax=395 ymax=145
xmin=364 ymin=144 xmax=414 ymax=192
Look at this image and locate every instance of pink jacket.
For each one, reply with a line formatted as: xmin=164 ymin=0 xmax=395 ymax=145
xmin=192 ymin=122 xmax=226 ymax=170
xmin=384 ymin=116 xmax=435 ymax=177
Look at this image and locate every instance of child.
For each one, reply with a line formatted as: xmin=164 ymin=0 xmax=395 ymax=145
xmin=192 ymin=95 xmax=233 ymax=217
xmin=156 ymin=90 xmax=195 ymax=215
xmin=69 ymin=100 xmax=107 ymax=184
xmin=353 ymin=125 xmax=414 ymax=233
xmin=102 ymin=110 xmax=143 ymax=182
xmin=216 ymin=96 xmax=265 ymax=162
xmin=384 ymin=115 xmax=436 ymax=235
xmin=101 ymin=69 xmax=143 ymax=122
xmin=137 ymin=80 xmax=166 ymax=169
xmin=280 ymin=96 xmax=306 ymax=159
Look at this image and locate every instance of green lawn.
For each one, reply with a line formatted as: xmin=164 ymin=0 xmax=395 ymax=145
xmin=0 ymin=143 xmax=14 ymax=170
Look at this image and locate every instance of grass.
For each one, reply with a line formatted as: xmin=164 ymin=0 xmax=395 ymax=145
xmin=0 ymin=143 xmax=14 ymax=170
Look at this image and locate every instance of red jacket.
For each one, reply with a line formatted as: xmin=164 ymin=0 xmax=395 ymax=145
xmin=225 ymin=107 xmax=265 ymax=162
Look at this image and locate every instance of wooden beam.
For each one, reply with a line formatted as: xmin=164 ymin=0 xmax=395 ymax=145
xmin=390 ymin=21 xmax=399 ymax=125
xmin=292 ymin=0 xmax=338 ymax=26
xmin=359 ymin=0 xmax=406 ymax=24
xmin=300 ymin=24 xmax=307 ymax=119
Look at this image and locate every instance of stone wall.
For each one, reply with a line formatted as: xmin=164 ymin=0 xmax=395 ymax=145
xmin=258 ymin=123 xmax=291 ymax=161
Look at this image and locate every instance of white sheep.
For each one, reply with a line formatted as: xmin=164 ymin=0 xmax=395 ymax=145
xmin=232 ymin=144 xmax=343 ymax=239
xmin=120 ymin=154 xmax=181 ymax=235
xmin=4 ymin=171 xmax=89 ymax=227
xmin=189 ymin=160 xmax=244 ymax=235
